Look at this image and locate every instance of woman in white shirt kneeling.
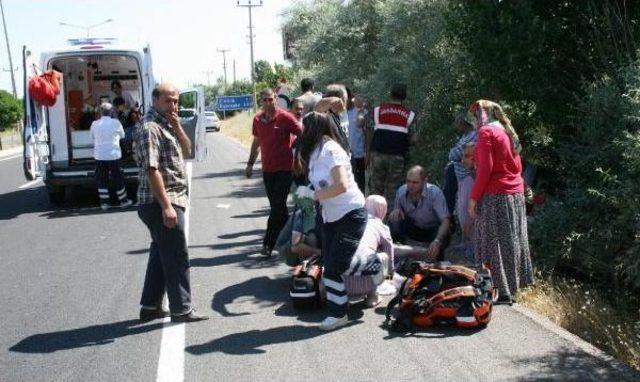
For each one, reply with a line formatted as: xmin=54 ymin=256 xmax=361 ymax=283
xmin=297 ymin=112 xmax=382 ymax=331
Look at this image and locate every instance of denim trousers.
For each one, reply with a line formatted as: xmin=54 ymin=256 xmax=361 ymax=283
xmin=138 ymin=202 xmax=192 ymax=314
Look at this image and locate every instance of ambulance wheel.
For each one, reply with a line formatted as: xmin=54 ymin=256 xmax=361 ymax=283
xmin=47 ymin=186 xmax=65 ymax=205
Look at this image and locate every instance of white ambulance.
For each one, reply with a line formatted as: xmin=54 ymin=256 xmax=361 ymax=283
xmin=22 ymin=38 xmax=206 ymax=204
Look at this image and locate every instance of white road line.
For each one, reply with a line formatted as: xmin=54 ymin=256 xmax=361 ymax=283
xmin=156 ymin=319 xmax=185 ymax=382
xmin=0 ymin=154 xmax=21 ymax=162
xmin=155 ymin=161 xmax=192 ymax=382
xmin=18 ymin=179 xmax=41 ymax=189
xmin=185 ymin=161 xmax=192 ymax=246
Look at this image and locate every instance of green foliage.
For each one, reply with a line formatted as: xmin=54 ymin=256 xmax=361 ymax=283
xmin=254 ymin=59 xmax=296 ymax=92
xmin=0 ymin=90 xmax=21 ymax=130
xmin=530 ymin=64 xmax=640 ymax=291
xmin=284 ymin=0 xmax=463 ymax=179
xmin=282 ymin=0 xmax=640 ymax=293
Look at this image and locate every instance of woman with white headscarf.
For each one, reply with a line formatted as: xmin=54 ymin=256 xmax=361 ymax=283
xmin=467 ymin=100 xmax=533 ymax=304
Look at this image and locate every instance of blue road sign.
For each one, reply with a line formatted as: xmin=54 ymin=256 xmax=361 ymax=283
xmin=215 ymin=95 xmax=254 ymax=111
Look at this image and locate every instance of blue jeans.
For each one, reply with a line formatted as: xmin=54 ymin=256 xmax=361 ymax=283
xmin=321 ymin=207 xmax=368 ymax=318
xmin=138 ymin=202 xmax=192 ymax=314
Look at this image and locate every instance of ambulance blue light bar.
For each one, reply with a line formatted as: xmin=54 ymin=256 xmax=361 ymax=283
xmin=67 ymin=38 xmax=117 ymax=47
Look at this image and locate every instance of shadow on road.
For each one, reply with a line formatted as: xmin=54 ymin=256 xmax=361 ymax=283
xmin=190 ymin=250 xmax=262 ymax=268
xmin=374 ymin=306 xmax=489 ymax=339
xmin=0 ymin=184 xmax=135 ymax=220
xmin=9 ymin=319 xmax=164 ymax=354
xmin=192 ymin=248 xmax=282 ymax=270
xmin=192 ymin=168 xmax=247 ymax=180
xmin=223 ymin=183 xmax=266 ymax=199
xmin=512 ymin=346 xmax=639 ymax=381
xmin=191 ymin=238 xmax=263 ymax=251
xmin=0 ymin=187 xmax=49 ymax=220
xmin=379 ymin=324 xmax=484 ymax=340
xmin=218 ymin=229 xmax=264 ymax=240
xmin=185 ymin=325 xmax=325 ymax=355
xmin=274 ymin=300 xmax=365 ymax=324
xmin=230 ymin=208 xmax=270 ymax=219
xmin=211 ymin=275 xmax=290 ymax=317
xmin=126 ymin=248 xmax=149 ymax=255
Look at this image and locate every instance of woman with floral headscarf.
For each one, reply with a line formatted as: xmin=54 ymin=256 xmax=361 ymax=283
xmin=467 ymin=100 xmax=533 ymax=304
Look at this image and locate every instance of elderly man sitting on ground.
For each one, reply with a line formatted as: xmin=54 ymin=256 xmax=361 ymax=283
xmin=388 ymin=165 xmax=451 ymax=261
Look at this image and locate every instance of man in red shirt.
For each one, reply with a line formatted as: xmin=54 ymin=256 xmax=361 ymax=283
xmin=246 ymin=89 xmax=303 ymax=256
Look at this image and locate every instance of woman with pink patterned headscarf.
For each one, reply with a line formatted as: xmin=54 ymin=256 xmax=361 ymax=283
xmin=467 ymin=100 xmax=533 ymax=304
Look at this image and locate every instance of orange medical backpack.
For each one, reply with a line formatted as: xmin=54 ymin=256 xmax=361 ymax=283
xmin=384 ymin=261 xmax=496 ymax=331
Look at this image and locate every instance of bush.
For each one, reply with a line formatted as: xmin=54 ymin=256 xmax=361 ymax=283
xmin=530 ymin=63 xmax=640 ymax=292
xmin=0 ymin=90 xmax=21 ymax=131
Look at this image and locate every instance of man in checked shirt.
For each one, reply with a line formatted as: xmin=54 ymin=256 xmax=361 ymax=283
xmin=134 ymin=83 xmax=208 ymax=323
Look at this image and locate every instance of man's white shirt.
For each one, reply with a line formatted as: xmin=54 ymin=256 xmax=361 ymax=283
xmin=90 ymin=116 xmax=125 ymax=161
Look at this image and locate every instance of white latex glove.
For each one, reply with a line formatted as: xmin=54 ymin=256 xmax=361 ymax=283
xmin=295 ymin=185 xmax=316 ymax=200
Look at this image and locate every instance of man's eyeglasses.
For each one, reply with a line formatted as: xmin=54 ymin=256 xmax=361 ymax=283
xmin=262 ymin=97 xmax=275 ymax=102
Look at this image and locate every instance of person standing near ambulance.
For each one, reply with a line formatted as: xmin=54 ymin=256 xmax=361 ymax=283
xmin=90 ymin=102 xmax=132 ymax=210
xmin=368 ymin=84 xmax=417 ymax=206
xmin=134 ymin=83 xmax=208 ymax=323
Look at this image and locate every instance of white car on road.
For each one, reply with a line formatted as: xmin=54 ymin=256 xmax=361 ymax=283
xmin=205 ymin=111 xmax=220 ymax=131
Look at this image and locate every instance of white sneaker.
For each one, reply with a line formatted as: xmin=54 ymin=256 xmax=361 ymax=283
xmin=100 ymin=203 xmax=110 ymax=211
xmin=318 ymin=315 xmax=348 ymax=331
xmin=119 ymin=199 xmax=133 ymax=208
xmin=365 ymin=293 xmax=382 ymax=308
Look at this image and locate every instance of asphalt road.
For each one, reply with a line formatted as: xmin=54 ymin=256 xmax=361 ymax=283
xmin=0 ymin=133 xmax=637 ymax=382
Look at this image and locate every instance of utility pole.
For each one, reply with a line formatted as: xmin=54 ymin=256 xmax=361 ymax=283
xmin=0 ymin=0 xmax=17 ymax=98
xmin=233 ymin=59 xmax=236 ymax=83
xmin=216 ymin=48 xmax=230 ymax=89
xmin=237 ymin=0 xmax=262 ymax=111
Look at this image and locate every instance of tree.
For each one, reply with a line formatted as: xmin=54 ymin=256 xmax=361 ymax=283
xmin=0 ymin=90 xmax=21 ymax=131
xmin=254 ymin=60 xmax=274 ymax=84
xmin=253 ymin=59 xmax=295 ymax=91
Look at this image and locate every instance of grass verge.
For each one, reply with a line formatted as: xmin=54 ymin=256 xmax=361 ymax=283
xmin=219 ymin=112 xmax=255 ymax=148
xmin=519 ymin=276 xmax=640 ymax=370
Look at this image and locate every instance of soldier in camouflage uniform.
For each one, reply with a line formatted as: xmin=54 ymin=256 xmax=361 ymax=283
xmin=367 ymin=84 xmax=417 ymax=206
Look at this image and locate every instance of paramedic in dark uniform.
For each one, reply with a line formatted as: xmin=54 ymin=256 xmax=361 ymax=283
xmin=89 ymin=102 xmax=132 ymax=210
